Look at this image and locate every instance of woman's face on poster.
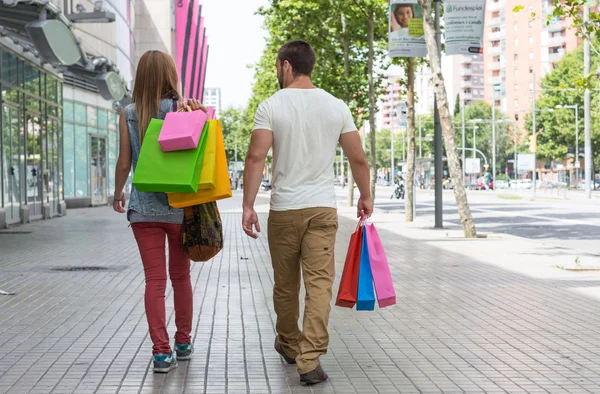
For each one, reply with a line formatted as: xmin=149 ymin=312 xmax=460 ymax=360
xmin=394 ymin=5 xmax=413 ymax=28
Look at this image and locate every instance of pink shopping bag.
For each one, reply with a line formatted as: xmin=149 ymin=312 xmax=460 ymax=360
xmin=158 ymin=109 xmax=207 ymax=152
xmin=207 ymin=106 xmax=215 ymax=119
xmin=365 ymin=223 xmax=396 ymax=308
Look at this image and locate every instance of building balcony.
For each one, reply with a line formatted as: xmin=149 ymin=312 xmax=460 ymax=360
xmin=546 ymin=18 xmax=565 ymax=32
xmin=488 ymin=16 xmax=505 ymax=27
xmin=488 ymin=31 xmax=504 ymax=42
xmin=488 ymin=0 xmax=505 ymax=11
xmin=548 ymin=35 xmax=566 ymax=48
xmin=460 ymin=79 xmax=474 ymax=88
xmin=460 ymin=68 xmax=473 ymax=76
xmin=487 ymin=46 xmax=502 ymax=55
xmin=489 ymin=76 xmax=503 ymax=85
xmin=549 ymin=52 xmax=565 ymax=63
xmin=488 ymin=61 xmax=504 ymax=70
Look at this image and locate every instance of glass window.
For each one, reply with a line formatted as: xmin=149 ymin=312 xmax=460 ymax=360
xmin=87 ymin=105 xmax=97 ymax=126
xmin=529 ymin=36 xmax=534 ymax=45
xmin=48 ymin=104 xmax=58 ymax=117
xmin=57 ymin=81 xmax=63 ymax=103
xmin=108 ymin=111 xmax=117 ymax=133
xmin=1 ymin=50 xmax=19 ymax=85
xmin=108 ymin=127 xmax=117 ymax=197
xmin=64 ymin=101 xmax=74 ymax=122
xmin=74 ymin=125 xmax=88 ymax=197
xmin=23 ymin=62 xmax=40 ymax=98
xmin=25 ymin=95 xmax=40 ymax=112
xmin=98 ymin=109 xmax=108 ymax=130
xmin=74 ymin=103 xmax=86 ymax=124
xmin=46 ymin=76 xmax=58 ymax=103
xmin=63 ymin=123 xmax=75 ymax=197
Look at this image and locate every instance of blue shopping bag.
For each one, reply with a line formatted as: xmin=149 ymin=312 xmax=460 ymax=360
xmin=356 ymin=226 xmax=376 ymax=311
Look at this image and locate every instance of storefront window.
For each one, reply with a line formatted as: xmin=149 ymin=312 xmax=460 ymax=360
xmin=0 ymin=48 xmax=62 ymax=223
xmin=23 ymin=63 xmax=40 ymax=98
xmin=64 ymin=101 xmax=74 ymax=122
xmin=63 ymin=123 xmax=74 ymax=198
xmin=74 ymin=125 xmax=88 ymax=197
xmin=74 ymin=103 xmax=86 ymax=124
xmin=87 ymin=105 xmax=97 ymax=127
xmin=98 ymin=109 xmax=108 ymax=129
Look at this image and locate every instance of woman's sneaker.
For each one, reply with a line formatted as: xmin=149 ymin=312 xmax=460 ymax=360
xmin=153 ymin=350 xmax=177 ymax=373
xmin=175 ymin=343 xmax=193 ymax=360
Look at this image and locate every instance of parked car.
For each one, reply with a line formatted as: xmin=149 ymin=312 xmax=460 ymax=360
xmin=495 ymin=180 xmax=509 ymax=190
xmin=577 ymin=180 xmax=600 ymax=190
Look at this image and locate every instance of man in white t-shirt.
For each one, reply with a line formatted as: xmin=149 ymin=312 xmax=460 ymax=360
xmin=242 ymin=40 xmax=372 ymax=385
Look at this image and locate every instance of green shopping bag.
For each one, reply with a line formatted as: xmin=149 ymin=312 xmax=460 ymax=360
xmin=132 ymin=119 xmax=209 ymax=193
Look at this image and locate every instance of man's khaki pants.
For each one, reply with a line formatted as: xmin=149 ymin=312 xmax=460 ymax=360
xmin=267 ymin=207 xmax=338 ymax=374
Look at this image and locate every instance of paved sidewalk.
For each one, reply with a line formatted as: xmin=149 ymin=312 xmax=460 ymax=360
xmin=1 ymin=193 xmax=600 ymax=393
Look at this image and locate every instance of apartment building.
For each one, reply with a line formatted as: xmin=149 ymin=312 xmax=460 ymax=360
xmin=203 ymin=87 xmax=222 ymax=118
xmin=445 ymin=54 xmax=486 ymax=112
xmin=483 ymin=0 xmax=578 ymax=130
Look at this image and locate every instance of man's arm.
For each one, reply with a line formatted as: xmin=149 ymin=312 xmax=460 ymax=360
xmin=242 ymin=129 xmax=273 ymax=238
xmin=339 ymin=131 xmax=373 ymax=218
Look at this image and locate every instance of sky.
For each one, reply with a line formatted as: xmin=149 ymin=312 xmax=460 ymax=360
xmin=201 ymin=0 xmax=270 ymax=111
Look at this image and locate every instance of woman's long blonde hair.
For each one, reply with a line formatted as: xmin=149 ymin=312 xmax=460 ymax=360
xmin=132 ymin=50 xmax=180 ymax=142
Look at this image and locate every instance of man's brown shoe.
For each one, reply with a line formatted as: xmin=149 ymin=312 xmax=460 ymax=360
xmin=300 ymin=364 xmax=328 ymax=385
xmin=274 ymin=337 xmax=296 ymax=364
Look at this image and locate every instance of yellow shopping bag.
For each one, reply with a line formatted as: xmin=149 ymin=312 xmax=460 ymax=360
xmin=197 ymin=120 xmax=218 ymax=190
xmin=168 ymin=120 xmax=232 ymax=208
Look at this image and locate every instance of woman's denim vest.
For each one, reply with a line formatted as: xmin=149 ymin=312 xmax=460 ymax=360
xmin=126 ymin=99 xmax=183 ymax=220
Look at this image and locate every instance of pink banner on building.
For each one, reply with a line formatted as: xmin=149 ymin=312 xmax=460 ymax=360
xmin=190 ymin=17 xmax=205 ymax=99
xmin=183 ymin=3 xmax=199 ymax=97
xmin=175 ymin=0 xmax=190 ymax=78
xmin=198 ymin=38 xmax=209 ymax=100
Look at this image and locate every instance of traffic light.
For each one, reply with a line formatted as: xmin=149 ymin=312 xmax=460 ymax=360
xmin=529 ymin=133 xmax=537 ymax=153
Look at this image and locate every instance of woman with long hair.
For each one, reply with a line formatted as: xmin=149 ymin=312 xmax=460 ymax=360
xmin=113 ymin=50 xmax=206 ymax=373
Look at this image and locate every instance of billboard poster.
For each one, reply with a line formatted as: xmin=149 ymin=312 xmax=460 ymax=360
xmin=388 ymin=0 xmax=427 ymax=58
xmin=444 ymin=0 xmax=486 ymax=56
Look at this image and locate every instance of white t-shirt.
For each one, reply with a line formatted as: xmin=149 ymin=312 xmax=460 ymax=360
xmin=253 ymin=88 xmax=357 ymax=211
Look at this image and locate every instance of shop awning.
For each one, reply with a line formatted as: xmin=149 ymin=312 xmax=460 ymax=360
xmin=0 ymin=0 xmax=129 ymax=102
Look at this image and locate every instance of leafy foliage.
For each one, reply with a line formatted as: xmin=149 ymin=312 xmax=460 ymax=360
xmin=524 ymin=43 xmax=600 ymax=166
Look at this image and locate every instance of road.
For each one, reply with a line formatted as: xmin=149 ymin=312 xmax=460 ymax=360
xmin=335 ymin=186 xmax=600 ymax=256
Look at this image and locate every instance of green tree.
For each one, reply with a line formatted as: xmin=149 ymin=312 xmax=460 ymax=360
xmin=251 ymin=0 xmax=392 ymax=202
xmin=524 ymin=42 xmax=600 ymax=168
xmin=454 ymin=100 xmax=512 ymax=174
xmin=220 ymin=107 xmax=249 ymax=164
xmin=454 ymin=93 xmax=461 ymax=117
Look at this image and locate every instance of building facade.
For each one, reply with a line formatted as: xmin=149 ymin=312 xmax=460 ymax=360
xmin=483 ymin=0 xmax=578 ymax=131
xmin=203 ymin=88 xmax=222 ymax=118
xmin=0 ymin=0 xmax=210 ymax=227
xmin=445 ymin=54 xmax=486 ymax=112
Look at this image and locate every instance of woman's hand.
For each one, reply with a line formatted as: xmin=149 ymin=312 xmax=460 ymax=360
xmin=113 ymin=193 xmax=126 ymax=213
xmin=187 ymin=99 xmax=208 ymax=114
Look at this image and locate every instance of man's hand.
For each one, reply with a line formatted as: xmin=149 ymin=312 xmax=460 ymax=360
xmin=242 ymin=207 xmax=261 ymax=239
xmin=357 ymin=197 xmax=373 ymax=220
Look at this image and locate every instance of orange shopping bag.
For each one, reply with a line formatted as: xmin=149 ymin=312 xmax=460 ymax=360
xmin=197 ymin=120 xmax=218 ymax=190
xmin=167 ymin=120 xmax=232 ymax=208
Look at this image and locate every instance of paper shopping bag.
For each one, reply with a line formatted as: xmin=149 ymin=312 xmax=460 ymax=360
xmin=365 ymin=224 xmax=396 ymax=308
xmin=167 ymin=120 xmax=232 ymax=207
xmin=356 ymin=227 xmax=376 ymax=311
xmin=335 ymin=223 xmax=363 ymax=308
xmin=132 ymin=119 xmax=208 ymax=193
xmin=158 ymin=109 xmax=207 ymax=152
xmin=197 ymin=120 xmax=218 ymax=190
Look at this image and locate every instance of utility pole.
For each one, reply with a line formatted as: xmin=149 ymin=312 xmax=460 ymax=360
xmin=492 ymin=85 xmax=497 ymax=191
xmin=584 ymin=4 xmax=592 ymax=199
xmin=434 ymin=0 xmax=443 ymax=228
xmin=532 ymin=71 xmax=537 ymax=199
xmin=462 ymin=98 xmax=466 ymax=182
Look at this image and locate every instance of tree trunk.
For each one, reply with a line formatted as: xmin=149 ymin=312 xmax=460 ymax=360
xmin=368 ymin=8 xmax=377 ymax=201
xmin=420 ymin=0 xmax=477 ymax=237
xmin=405 ymin=58 xmax=416 ymax=222
xmin=342 ymin=12 xmax=355 ymax=207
